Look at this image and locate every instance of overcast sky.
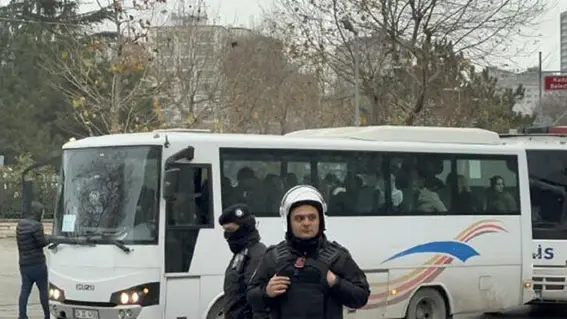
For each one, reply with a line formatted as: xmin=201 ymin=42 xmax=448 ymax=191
xmin=1 ymin=0 xmax=565 ymax=72
xmin=205 ymin=0 xmax=567 ymax=72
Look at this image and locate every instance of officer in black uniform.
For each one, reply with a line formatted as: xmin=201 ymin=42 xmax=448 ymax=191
xmin=247 ymin=185 xmax=370 ymax=319
xmin=220 ymin=204 xmax=268 ymax=319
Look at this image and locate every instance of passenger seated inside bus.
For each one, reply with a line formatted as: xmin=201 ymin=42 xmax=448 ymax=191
xmin=319 ymin=173 xmax=340 ymax=203
xmin=283 ymin=173 xmax=298 ymax=191
xmin=401 ymin=169 xmax=447 ymax=214
xmin=263 ymin=173 xmax=284 ymax=212
xmin=375 ymin=173 xmax=403 ymax=209
xmin=485 ymin=175 xmax=517 ymax=214
xmin=233 ymin=167 xmax=264 ymax=213
xmin=219 ymin=152 xmax=521 ymax=217
xmin=442 ymin=173 xmax=483 ymax=214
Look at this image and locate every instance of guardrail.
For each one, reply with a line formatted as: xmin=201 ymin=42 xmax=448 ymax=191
xmin=0 ymin=219 xmax=53 ymax=238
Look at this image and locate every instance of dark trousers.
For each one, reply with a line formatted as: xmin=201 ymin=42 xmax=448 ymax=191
xmin=19 ymin=263 xmax=50 ymax=319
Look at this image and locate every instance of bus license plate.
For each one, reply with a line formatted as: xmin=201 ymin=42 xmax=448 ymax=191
xmin=74 ymin=308 xmax=99 ymax=319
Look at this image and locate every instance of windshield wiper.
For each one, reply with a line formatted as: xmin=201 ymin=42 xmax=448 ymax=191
xmin=106 ymin=238 xmax=132 ymax=253
xmin=47 ymin=234 xmax=132 ymax=253
xmin=47 ymin=237 xmax=96 ymax=250
xmin=84 ymin=233 xmax=132 ymax=253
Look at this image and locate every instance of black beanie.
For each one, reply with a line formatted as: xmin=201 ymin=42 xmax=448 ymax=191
xmin=219 ymin=203 xmax=256 ymax=229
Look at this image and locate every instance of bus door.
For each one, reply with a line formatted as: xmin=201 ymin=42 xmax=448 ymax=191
xmin=163 ymin=158 xmax=214 ymax=319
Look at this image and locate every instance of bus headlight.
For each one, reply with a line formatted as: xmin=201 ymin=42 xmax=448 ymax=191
xmin=48 ymin=283 xmax=65 ymax=301
xmin=120 ymin=291 xmax=139 ymax=304
xmin=110 ymin=282 xmax=159 ymax=307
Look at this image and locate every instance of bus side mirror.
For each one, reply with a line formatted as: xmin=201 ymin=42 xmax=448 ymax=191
xmin=163 ymin=168 xmax=180 ymax=200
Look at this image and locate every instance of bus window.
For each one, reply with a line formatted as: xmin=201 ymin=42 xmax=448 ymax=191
xmin=220 ymin=148 xmax=520 ymax=217
xmin=393 ymin=154 xmax=450 ymax=215
xmin=454 ymin=158 xmax=519 ymax=215
xmin=286 ymin=161 xmax=311 ymax=187
xmin=527 ymin=150 xmax=567 ymax=240
xmin=164 ymin=164 xmax=213 ymax=273
xmin=392 ymin=153 xmax=519 ymax=216
xmin=221 ymin=156 xmax=281 ymax=213
xmin=166 ymin=166 xmax=212 ymax=226
xmin=317 ymin=161 xmax=346 ymax=204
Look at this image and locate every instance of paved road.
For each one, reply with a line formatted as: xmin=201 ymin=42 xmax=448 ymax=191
xmin=1 ymin=238 xmax=44 ymax=318
xmin=1 ymin=238 xmax=565 ymax=319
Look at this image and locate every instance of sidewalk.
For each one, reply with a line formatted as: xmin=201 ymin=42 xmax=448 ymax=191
xmin=0 ymin=220 xmax=52 ymax=238
xmin=0 ymin=303 xmax=45 ymax=319
xmin=0 ymin=237 xmax=47 ymax=318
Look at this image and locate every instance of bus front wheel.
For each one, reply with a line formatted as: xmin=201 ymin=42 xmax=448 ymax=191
xmin=206 ymin=297 xmax=224 ymax=319
xmin=406 ymin=287 xmax=448 ymax=319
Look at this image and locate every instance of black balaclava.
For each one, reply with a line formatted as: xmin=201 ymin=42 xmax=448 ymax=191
xmin=285 ymin=200 xmax=325 ymax=256
xmin=219 ymin=204 xmax=260 ymax=254
xmin=24 ymin=201 xmax=45 ymax=222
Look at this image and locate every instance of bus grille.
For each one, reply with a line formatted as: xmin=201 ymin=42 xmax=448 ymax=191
xmin=533 ymin=276 xmax=566 ymax=291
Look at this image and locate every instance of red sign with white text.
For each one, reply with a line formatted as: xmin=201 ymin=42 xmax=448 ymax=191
xmin=544 ymin=75 xmax=567 ymax=91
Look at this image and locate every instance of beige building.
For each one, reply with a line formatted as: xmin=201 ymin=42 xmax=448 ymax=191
xmin=150 ymin=10 xmax=253 ymax=127
xmin=487 ymin=67 xmax=540 ymax=116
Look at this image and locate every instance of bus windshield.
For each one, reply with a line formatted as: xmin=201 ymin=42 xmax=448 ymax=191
xmin=53 ymin=146 xmax=161 ymax=245
xmin=527 ymin=150 xmax=567 ymax=239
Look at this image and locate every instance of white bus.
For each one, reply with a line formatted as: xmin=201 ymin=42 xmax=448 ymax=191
xmin=42 ymin=126 xmax=533 ymax=319
xmin=501 ymin=125 xmax=567 ymax=303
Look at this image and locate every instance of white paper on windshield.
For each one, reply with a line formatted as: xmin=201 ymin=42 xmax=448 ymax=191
xmin=468 ymin=160 xmax=482 ymax=179
xmin=62 ymin=214 xmax=76 ymax=232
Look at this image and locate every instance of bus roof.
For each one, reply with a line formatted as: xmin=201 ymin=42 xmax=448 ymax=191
xmin=500 ymin=126 xmax=567 ymax=147
xmin=500 ymin=134 xmax=567 ymax=148
xmin=285 ymin=126 xmax=501 ymax=145
xmin=62 ymin=129 xmax=522 ymax=156
xmin=153 ymin=128 xmax=212 ymax=133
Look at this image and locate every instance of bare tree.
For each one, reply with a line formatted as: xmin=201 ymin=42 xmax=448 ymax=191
xmin=150 ymin=14 xmax=230 ymax=129
xmin=266 ymin=0 xmax=546 ymax=125
xmin=43 ymin=0 xmax=167 ymax=136
xmin=219 ymin=32 xmax=323 ymax=134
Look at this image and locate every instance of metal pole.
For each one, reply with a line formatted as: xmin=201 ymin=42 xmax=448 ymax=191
xmin=538 ymin=51 xmax=543 ymax=118
xmin=340 ymin=18 xmax=361 ymax=126
xmin=354 ymin=45 xmax=361 ymax=126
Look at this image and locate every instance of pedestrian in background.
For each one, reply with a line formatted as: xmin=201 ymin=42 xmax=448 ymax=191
xmin=16 ymin=201 xmax=51 ymax=319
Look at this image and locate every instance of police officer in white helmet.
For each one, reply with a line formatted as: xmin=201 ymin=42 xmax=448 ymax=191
xmin=247 ymin=185 xmax=370 ymax=319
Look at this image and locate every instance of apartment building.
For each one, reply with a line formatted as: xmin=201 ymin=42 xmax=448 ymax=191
xmin=150 ymin=10 xmax=252 ymax=127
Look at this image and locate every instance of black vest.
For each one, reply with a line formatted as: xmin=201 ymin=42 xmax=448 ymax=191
xmin=270 ymin=242 xmax=341 ymax=319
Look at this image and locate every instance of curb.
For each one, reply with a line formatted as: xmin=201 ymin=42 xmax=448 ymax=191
xmin=0 ymin=221 xmax=53 ymax=239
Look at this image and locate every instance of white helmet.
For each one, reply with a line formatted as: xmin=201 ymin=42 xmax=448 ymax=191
xmin=279 ymin=185 xmax=327 ymax=231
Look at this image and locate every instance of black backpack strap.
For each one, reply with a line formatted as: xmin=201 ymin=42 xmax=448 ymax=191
xmin=271 ymin=242 xmax=293 ymax=274
xmin=317 ymin=241 xmax=341 ymax=268
xmin=270 ymin=241 xmax=343 ymax=276
xmin=237 ymin=248 xmax=250 ymax=274
xmin=303 ymin=241 xmax=343 ymax=278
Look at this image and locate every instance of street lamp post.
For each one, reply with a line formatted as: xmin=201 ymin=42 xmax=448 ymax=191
xmin=353 ymin=47 xmax=361 ymax=126
xmin=341 ymin=18 xmax=361 ymax=126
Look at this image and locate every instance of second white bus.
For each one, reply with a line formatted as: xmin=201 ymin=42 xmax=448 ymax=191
xmin=502 ymin=126 xmax=567 ymax=303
